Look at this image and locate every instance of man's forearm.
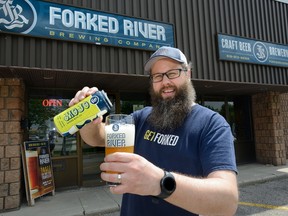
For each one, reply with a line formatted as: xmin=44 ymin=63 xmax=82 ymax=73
xmin=80 ymin=122 xmax=106 ymax=147
xmin=166 ymin=171 xmax=238 ymax=216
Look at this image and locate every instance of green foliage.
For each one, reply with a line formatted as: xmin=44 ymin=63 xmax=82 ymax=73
xmin=28 ymin=99 xmax=69 ymax=130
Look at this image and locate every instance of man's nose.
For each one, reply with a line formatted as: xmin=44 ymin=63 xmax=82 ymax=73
xmin=161 ymin=74 xmax=171 ymax=83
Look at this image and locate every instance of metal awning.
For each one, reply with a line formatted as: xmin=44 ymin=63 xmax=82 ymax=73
xmin=1 ymin=66 xmax=288 ymax=96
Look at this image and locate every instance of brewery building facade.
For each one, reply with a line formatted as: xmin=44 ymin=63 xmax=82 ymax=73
xmin=1 ymin=0 xmax=288 ymax=211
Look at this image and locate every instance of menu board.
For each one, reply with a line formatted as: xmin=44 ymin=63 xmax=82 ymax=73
xmin=21 ymin=141 xmax=55 ymax=205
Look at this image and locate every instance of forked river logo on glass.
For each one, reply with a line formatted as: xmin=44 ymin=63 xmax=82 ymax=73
xmin=107 ymin=126 xmax=126 ymax=147
xmin=112 ymin=124 xmax=120 ymax=132
xmin=0 ymin=0 xmax=37 ymax=34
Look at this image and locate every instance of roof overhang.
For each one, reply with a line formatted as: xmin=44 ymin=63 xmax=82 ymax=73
xmin=1 ymin=66 xmax=288 ymax=96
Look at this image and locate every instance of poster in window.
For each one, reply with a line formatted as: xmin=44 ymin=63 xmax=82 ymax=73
xmin=21 ymin=141 xmax=55 ymax=206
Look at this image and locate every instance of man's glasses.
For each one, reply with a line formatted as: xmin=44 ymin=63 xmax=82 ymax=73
xmin=150 ymin=68 xmax=187 ymax=83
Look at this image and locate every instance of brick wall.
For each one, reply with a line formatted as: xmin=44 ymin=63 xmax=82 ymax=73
xmin=0 ymin=78 xmax=25 ymax=211
xmin=280 ymin=93 xmax=288 ymax=159
xmin=252 ymin=91 xmax=287 ymax=166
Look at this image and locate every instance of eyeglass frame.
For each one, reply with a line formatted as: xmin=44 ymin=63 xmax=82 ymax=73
xmin=149 ymin=68 xmax=188 ymax=83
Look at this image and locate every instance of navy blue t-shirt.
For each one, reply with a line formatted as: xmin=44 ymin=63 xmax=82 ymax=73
xmin=120 ymin=104 xmax=237 ymax=216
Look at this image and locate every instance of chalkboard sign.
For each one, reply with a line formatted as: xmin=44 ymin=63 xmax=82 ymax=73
xmin=21 ymin=141 xmax=55 ymax=206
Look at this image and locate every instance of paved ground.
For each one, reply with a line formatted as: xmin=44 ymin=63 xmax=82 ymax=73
xmin=0 ymin=161 xmax=287 ymax=216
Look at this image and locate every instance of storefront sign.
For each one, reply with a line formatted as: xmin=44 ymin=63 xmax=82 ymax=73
xmin=218 ymin=34 xmax=288 ymax=68
xmin=21 ymin=141 xmax=55 ymax=205
xmin=0 ymin=0 xmax=175 ymax=51
xmin=275 ymin=0 xmax=288 ymax=4
xmin=42 ymin=99 xmax=62 ymax=107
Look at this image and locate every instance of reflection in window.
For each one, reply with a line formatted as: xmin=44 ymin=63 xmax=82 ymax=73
xmin=204 ymin=100 xmax=236 ymax=138
xmin=28 ymin=98 xmax=77 ymax=157
xmin=204 ymin=101 xmax=225 ymax=114
xmin=120 ymin=93 xmax=148 ymax=114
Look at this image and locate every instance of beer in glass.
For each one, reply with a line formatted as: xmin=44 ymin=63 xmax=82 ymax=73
xmin=105 ymin=114 xmax=135 ymax=185
xmin=26 ymin=150 xmax=39 ymax=195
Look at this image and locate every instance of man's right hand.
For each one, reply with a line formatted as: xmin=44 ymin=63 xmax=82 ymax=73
xmin=69 ymin=86 xmax=99 ymax=107
xmin=69 ymin=87 xmax=105 ymax=146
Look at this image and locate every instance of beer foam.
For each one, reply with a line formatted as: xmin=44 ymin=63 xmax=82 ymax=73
xmin=105 ymin=124 xmax=135 ymax=147
xmin=26 ymin=150 xmax=38 ymax=157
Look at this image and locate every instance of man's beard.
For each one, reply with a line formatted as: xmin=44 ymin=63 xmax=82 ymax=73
xmin=148 ymin=80 xmax=196 ymax=132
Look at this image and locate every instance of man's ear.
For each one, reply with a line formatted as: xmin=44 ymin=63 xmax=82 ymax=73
xmin=187 ymin=69 xmax=192 ymax=79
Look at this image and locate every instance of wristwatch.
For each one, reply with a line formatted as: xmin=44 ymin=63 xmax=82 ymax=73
xmin=156 ymin=170 xmax=176 ymax=199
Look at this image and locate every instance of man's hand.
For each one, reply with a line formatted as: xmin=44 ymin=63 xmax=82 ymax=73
xmin=100 ymin=152 xmax=163 ymax=196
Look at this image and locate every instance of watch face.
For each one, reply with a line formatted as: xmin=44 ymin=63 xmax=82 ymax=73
xmin=163 ymin=176 xmax=176 ymax=192
xmin=156 ymin=171 xmax=176 ymax=199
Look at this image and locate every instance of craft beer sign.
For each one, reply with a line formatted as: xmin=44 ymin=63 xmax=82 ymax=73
xmin=0 ymin=0 xmax=175 ymax=51
xmin=218 ymin=34 xmax=288 ymax=68
xmin=21 ymin=141 xmax=55 ymax=205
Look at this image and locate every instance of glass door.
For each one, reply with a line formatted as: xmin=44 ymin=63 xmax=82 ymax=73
xmin=28 ymin=90 xmax=79 ymax=189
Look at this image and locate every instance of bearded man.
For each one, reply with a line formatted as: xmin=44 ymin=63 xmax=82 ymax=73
xmin=69 ymin=46 xmax=238 ymax=216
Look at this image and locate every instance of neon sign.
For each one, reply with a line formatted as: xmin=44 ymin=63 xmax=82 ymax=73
xmin=42 ymin=99 xmax=62 ymax=107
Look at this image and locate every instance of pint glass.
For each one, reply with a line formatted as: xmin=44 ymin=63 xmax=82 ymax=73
xmin=105 ymin=114 xmax=135 ymax=185
xmin=26 ymin=150 xmax=39 ymax=194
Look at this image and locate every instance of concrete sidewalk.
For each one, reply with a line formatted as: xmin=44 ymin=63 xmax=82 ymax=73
xmin=1 ymin=162 xmax=288 ymax=216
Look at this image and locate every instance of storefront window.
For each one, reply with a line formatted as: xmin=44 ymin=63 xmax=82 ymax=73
xmin=120 ymin=92 xmax=148 ymax=114
xmin=203 ymin=99 xmax=236 ymax=138
xmin=28 ymin=98 xmax=77 ymax=157
xmin=82 ymin=94 xmax=116 ymax=186
xmin=82 ymin=94 xmax=116 ymax=154
xmin=203 ymin=101 xmax=225 ymax=114
xmin=199 ymin=96 xmax=255 ymax=163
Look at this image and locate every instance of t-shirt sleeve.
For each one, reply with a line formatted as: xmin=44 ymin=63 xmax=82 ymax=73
xmin=199 ymin=113 xmax=238 ymax=176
